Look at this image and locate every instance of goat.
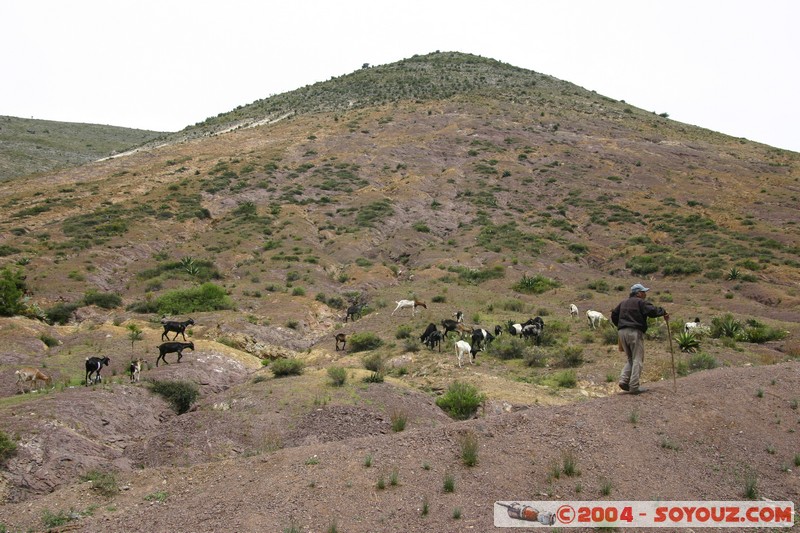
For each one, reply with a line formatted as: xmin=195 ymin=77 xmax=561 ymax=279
xmin=419 ymin=323 xmax=438 ymax=344
xmin=684 ymin=317 xmax=701 ymax=333
xmin=455 ymin=340 xmax=479 ymax=367
xmin=508 ymin=323 xmax=523 ymax=336
xmin=156 ymin=341 xmax=194 ymax=367
xmin=129 ymin=359 xmax=145 ymax=383
xmin=391 ymin=299 xmax=427 ymax=316
xmin=15 ymin=367 xmax=52 ymax=393
xmin=441 ymin=319 xmax=460 ymax=337
xmin=425 ymin=330 xmax=444 ymax=352
xmin=494 ymin=325 xmax=503 ymax=337
xmin=569 ymin=304 xmax=579 ymax=319
xmin=85 ymin=356 xmax=110 ymax=386
xmin=453 ymin=311 xmax=464 ymax=323
xmin=455 ymin=323 xmax=472 ymax=339
xmin=345 ymin=303 xmax=364 ymax=323
xmin=586 ymin=310 xmax=608 ymax=330
xmin=471 ymin=328 xmax=495 ymax=351
xmin=161 ymin=318 xmax=195 ymax=341
xmin=522 ymin=323 xmax=544 ymax=344
xmin=334 ymin=333 xmax=347 ymax=351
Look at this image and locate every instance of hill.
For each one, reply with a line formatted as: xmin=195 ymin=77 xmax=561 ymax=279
xmin=0 ymin=115 xmax=167 ymax=181
xmin=0 ymin=51 xmax=798 ymax=531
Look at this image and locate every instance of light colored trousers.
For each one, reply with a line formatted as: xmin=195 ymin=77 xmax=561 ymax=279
xmin=618 ymin=328 xmax=645 ymax=391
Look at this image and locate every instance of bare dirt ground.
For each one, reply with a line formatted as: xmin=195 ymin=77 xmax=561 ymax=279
xmin=1 ymin=351 xmax=798 ymax=532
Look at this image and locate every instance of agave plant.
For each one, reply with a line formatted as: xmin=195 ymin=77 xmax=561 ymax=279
xmin=674 ymin=331 xmax=700 ymax=353
xmin=711 ymin=313 xmax=743 ymax=339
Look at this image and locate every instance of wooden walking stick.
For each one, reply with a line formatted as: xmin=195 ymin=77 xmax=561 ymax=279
xmin=666 ymin=318 xmax=676 ymax=392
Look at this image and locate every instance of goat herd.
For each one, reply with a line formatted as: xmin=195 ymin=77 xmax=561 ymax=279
xmin=14 ymin=318 xmax=197 ymax=394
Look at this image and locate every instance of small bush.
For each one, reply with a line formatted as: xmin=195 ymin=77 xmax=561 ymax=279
xmin=523 ymin=346 xmax=548 ymax=367
xmin=362 ymin=372 xmax=384 ymax=383
xmin=688 ymin=352 xmax=717 ymax=371
xmin=150 ymin=380 xmax=200 ymax=414
xmin=557 ymin=345 xmax=584 ymax=368
xmin=436 ymin=381 xmax=485 ymax=420
xmin=361 ymin=353 xmax=385 ymax=373
xmin=39 ymin=334 xmax=59 ymax=348
xmin=81 ymin=470 xmax=120 ymax=497
xmin=675 ymin=331 xmax=700 ymax=353
xmin=490 ymin=336 xmax=527 ymax=360
xmin=348 ymin=332 xmax=383 ymax=352
xmin=270 ymin=358 xmax=305 ymax=377
xmin=0 ymin=431 xmax=17 ymax=463
xmin=460 ymin=431 xmax=479 ymax=467
xmin=327 ymin=366 xmax=347 ymax=387
xmin=443 ymin=473 xmax=455 ymax=493
xmin=42 ymin=509 xmax=75 ymax=528
xmin=395 ymin=324 xmax=412 ymax=339
xmin=45 ymin=302 xmax=81 ymax=325
xmin=710 ymin=314 xmax=743 ymax=339
xmin=83 ymin=290 xmax=122 ymax=309
xmin=391 ymin=410 xmax=407 ymax=432
xmin=513 ymin=274 xmax=561 ymax=294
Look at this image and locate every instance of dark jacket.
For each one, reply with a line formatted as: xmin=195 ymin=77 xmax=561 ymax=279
xmin=611 ymin=296 xmax=666 ymax=333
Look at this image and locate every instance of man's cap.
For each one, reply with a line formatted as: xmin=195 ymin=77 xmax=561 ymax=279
xmin=630 ymin=283 xmax=650 ymax=294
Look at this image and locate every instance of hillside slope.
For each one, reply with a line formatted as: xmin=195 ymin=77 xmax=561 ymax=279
xmin=0 ymin=51 xmax=798 ymax=531
xmin=0 ymin=115 xmax=166 ymax=181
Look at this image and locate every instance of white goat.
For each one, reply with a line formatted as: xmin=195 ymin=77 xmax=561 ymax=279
xmin=587 ymin=310 xmax=607 ymax=329
xmin=454 ymin=340 xmax=478 ymax=367
xmin=684 ymin=317 xmax=701 ymax=333
xmin=391 ymin=299 xmax=427 ymax=316
xmin=569 ymin=304 xmax=579 ymax=319
xmin=15 ymin=367 xmax=52 ymax=393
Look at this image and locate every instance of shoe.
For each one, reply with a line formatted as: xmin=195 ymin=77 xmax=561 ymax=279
xmin=618 ymin=382 xmax=629 ymax=391
xmin=629 ymin=388 xmax=648 ymax=395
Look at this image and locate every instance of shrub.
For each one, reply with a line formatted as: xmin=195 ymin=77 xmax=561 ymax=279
xmin=390 ymin=410 xmax=407 ymax=432
xmin=0 ymin=431 xmax=17 ymax=464
xmin=557 ymin=345 xmax=584 ymax=368
xmin=45 ymin=302 xmax=81 ymax=325
xmin=361 ymin=353 xmax=384 ymax=373
xmin=0 ymin=267 xmax=26 ymax=316
xmin=513 ymin=274 xmax=561 ymax=294
xmin=742 ymin=321 xmax=787 ymax=343
xmin=39 ymin=334 xmax=59 ymax=348
xmin=270 ymin=358 xmax=305 ymax=377
xmin=688 ymin=352 xmax=717 ymax=371
xmin=150 ymin=380 xmax=199 ymax=414
xmin=395 ymin=325 xmax=412 ymax=339
xmin=348 ymin=332 xmax=383 ymax=352
xmin=675 ymin=331 xmax=700 ymax=353
xmin=154 ymin=283 xmax=234 ymax=314
xmin=362 ymin=372 xmax=384 ymax=383
xmin=327 ymin=366 xmax=347 ymax=387
xmin=83 ymin=290 xmax=122 ymax=309
xmin=80 ymin=470 xmax=120 ymax=497
xmin=460 ymin=431 xmax=479 ymax=466
xmin=490 ymin=335 xmax=527 ymax=360
xmin=551 ymin=369 xmax=577 ymax=388
xmin=710 ymin=314 xmax=743 ymax=339
xmin=436 ymin=381 xmax=485 ymax=420
xmin=523 ymin=346 xmax=548 ymax=367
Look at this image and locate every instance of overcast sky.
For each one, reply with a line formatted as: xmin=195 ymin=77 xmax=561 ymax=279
xmin=3 ymin=1 xmax=798 ymax=152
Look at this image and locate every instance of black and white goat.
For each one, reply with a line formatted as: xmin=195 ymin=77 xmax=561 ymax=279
xmin=441 ymin=318 xmax=460 ymax=338
xmin=453 ymin=311 xmax=464 ymax=323
xmin=129 ymin=358 xmax=145 ymax=383
xmin=471 ymin=328 xmax=495 ymax=351
xmin=156 ymin=341 xmax=194 ymax=367
xmin=161 ymin=318 xmax=195 ymax=341
xmin=85 ymin=356 xmax=110 ymax=386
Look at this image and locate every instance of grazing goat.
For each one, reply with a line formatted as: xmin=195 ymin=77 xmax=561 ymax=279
xmin=455 ymin=340 xmax=479 ymax=367
xmin=85 ymin=356 xmax=110 ymax=386
xmin=425 ymin=330 xmax=444 ymax=352
xmin=345 ymin=303 xmax=364 ymax=323
xmin=509 ymin=322 xmax=523 ymax=336
xmin=161 ymin=318 xmax=195 ymax=341
xmin=334 ymin=333 xmax=347 ymax=351
xmin=522 ymin=323 xmax=544 ymax=344
xmin=471 ymin=328 xmax=495 ymax=351
xmin=684 ymin=317 xmax=701 ymax=333
xmin=129 ymin=359 xmax=145 ymax=383
xmin=15 ymin=367 xmax=52 ymax=393
xmin=156 ymin=342 xmax=194 ymax=367
xmin=455 ymin=323 xmax=472 ymax=339
xmin=586 ymin=310 xmax=608 ymax=330
xmin=569 ymin=304 xmax=579 ymax=319
xmin=420 ymin=323 xmax=438 ymax=344
xmin=441 ymin=319 xmax=460 ymax=337
xmin=453 ymin=311 xmax=464 ymax=323
xmin=494 ymin=325 xmax=503 ymax=337
xmin=391 ymin=299 xmax=427 ymax=316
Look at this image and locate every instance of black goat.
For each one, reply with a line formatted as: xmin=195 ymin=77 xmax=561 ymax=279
xmin=161 ymin=318 xmax=195 ymax=341
xmin=156 ymin=341 xmax=194 ymax=367
xmin=345 ymin=303 xmax=364 ymax=323
xmin=85 ymin=356 xmax=110 ymax=386
xmin=419 ymin=323 xmax=438 ymax=343
xmin=425 ymin=330 xmax=444 ymax=352
xmin=441 ymin=319 xmax=460 ymax=337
